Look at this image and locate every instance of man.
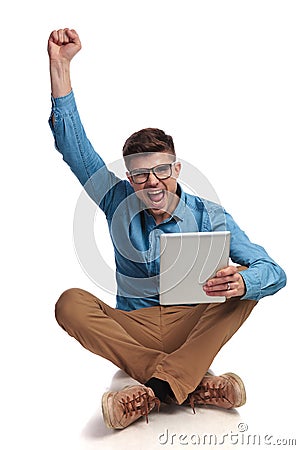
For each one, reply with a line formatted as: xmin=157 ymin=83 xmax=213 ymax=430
xmin=48 ymin=28 xmax=286 ymax=430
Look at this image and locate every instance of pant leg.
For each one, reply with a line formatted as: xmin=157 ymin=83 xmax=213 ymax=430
xmin=151 ymin=297 xmax=257 ymax=404
xmin=55 ymin=288 xmax=167 ymax=383
xmin=55 ymin=288 xmax=257 ymax=405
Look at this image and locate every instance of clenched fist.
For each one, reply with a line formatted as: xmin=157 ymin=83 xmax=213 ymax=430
xmin=48 ymin=28 xmax=82 ymax=98
xmin=48 ymin=28 xmax=82 ymax=63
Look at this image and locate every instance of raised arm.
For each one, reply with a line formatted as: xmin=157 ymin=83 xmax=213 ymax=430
xmin=47 ymin=29 xmax=127 ymax=217
xmin=48 ymin=28 xmax=82 ymax=98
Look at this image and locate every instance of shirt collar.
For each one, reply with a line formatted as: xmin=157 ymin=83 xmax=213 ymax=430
xmin=170 ymin=184 xmax=186 ymax=222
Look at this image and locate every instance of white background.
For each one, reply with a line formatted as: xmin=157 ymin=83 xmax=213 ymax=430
xmin=1 ymin=1 xmax=299 ymax=449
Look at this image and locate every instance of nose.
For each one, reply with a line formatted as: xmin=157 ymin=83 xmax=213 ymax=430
xmin=146 ymin=171 xmax=159 ymax=186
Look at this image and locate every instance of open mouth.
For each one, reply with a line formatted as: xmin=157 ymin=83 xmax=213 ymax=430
xmin=146 ymin=189 xmax=166 ymax=208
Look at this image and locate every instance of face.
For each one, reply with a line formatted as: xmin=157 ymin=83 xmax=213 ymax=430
xmin=126 ymin=152 xmax=181 ymax=225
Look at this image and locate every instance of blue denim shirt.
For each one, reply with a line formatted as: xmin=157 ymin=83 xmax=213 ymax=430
xmin=49 ymin=91 xmax=286 ymax=311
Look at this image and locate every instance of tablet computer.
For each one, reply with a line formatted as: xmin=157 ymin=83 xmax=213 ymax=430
xmin=159 ymin=231 xmax=230 ymax=305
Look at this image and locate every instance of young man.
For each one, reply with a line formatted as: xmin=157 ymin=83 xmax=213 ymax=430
xmin=48 ymin=28 xmax=286 ymax=430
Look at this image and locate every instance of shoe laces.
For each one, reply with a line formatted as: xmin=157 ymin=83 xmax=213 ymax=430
xmin=189 ymin=382 xmax=227 ymax=414
xmin=120 ymin=391 xmax=160 ymax=423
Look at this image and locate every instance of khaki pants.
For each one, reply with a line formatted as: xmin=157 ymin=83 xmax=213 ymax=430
xmin=55 ymin=288 xmax=256 ymax=404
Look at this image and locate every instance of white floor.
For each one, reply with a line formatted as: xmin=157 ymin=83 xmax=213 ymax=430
xmin=79 ymin=369 xmax=245 ymax=450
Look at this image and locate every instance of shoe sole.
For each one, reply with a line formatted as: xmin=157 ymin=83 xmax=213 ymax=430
xmin=223 ymin=372 xmax=246 ymax=407
xmin=101 ymin=391 xmax=121 ymax=429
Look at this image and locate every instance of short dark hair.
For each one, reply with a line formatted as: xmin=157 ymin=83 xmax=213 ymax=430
xmin=122 ymin=128 xmax=175 ymax=158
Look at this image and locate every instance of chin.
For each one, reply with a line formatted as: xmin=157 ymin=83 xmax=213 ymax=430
xmin=149 ymin=207 xmax=164 ymax=215
xmin=148 ymin=207 xmax=169 ymax=222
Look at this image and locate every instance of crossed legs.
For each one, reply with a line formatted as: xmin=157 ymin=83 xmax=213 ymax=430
xmin=55 ymin=288 xmax=256 ymax=404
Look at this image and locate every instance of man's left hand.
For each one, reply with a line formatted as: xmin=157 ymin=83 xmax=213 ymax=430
xmin=203 ymin=266 xmax=246 ymax=299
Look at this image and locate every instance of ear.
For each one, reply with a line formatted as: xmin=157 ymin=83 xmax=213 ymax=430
xmin=173 ymin=161 xmax=181 ymax=178
xmin=126 ymin=171 xmax=134 ymax=187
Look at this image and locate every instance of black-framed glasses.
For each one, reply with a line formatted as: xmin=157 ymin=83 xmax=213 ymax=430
xmin=129 ymin=162 xmax=177 ymax=184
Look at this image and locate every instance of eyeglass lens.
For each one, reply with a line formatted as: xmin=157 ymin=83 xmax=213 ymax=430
xmin=131 ymin=163 xmax=173 ymax=184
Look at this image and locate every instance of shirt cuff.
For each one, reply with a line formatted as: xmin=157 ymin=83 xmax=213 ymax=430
xmin=240 ymin=268 xmax=261 ymax=301
xmin=51 ymin=90 xmax=75 ymax=110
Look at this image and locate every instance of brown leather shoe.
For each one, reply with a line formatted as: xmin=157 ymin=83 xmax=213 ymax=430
xmin=101 ymin=384 xmax=160 ymax=429
xmin=188 ymin=372 xmax=246 ymax=412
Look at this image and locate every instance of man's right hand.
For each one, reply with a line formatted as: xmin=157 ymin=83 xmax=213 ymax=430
xmin=48 ymin=28 xmax=81 ymax=63
xmin=48 ymin=28 xmax=81 ymax=98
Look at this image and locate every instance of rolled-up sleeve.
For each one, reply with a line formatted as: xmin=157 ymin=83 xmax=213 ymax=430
xmin=48 ymin=90 xmax=127 ymax=217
